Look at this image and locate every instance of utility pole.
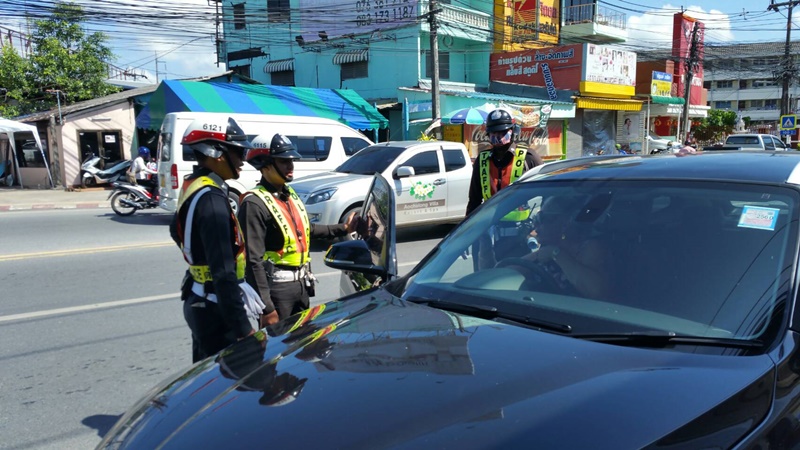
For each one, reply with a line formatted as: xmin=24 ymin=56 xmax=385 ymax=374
xmin=681 ymin=21 xmax=700 ymax=143
xmin=768 ymin=0 xmax=799 ymax=116
xmin=428 ymin=0 xmax=441 ymax=123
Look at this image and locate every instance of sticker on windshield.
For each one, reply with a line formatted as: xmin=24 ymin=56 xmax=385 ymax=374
xmin=738 ymin=205 xmax=780 ymax=231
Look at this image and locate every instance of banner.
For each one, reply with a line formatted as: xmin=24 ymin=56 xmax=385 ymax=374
xmin=469 ymin=104 xmax=553 ymax=157
xmin=584 ymin=44 xmax=636 ymax=87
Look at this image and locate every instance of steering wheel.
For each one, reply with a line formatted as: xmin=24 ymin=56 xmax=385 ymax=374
xmin=495 ymin=257 xmax=562 ymax=292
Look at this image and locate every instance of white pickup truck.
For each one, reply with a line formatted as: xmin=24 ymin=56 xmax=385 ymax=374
xmin=704 ymin=134 xmax=789 ymax=151
xmin=290 ymin=140 xmax=473 ymax=228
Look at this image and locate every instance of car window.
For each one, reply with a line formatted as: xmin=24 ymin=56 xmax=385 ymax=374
xmin=341 ymin=137 xmax=371 ymax=156
xmin=403 ymin=180 xmax=798 ymax=344
xmin=401 ymin=151 xmax=440 ymax=175
xmin=335 ymin=145 xmax=407 ymax=175
xmin=158 ymin=132 xmax=172 ymax=162
xmin=443 ymin=149 xmax=467 ymax=172
xmin=727 ymin=136 xmax=759 ymax=145
xmin=286 ymin=136 xmax=332 ymax=161
xmin=774 ymin=137 xmax=787 ymax=149
xmin=764 ymin=136 xmax=775 ymax=150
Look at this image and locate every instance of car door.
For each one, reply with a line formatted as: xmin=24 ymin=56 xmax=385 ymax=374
xmin=772 ymin=136 xmax=788 ymax=151
xmin=324 ymin=173 xmax=396 ymax=296
xmin=442 ymin=147 xmax=471 ymax=219
xmin=763 ymin=136 xmax=775 ymax=150
xmin=390 ymin=147 xmax=448 ymax=225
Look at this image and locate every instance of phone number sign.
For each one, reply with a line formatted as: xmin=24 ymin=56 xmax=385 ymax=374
xmin=299 ymin=0 xmax=417 ymax=42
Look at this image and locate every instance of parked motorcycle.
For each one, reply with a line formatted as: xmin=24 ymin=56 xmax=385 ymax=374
xmin=108 ymin=181 xmax=159 ymax=216
xmin=81 ymin=153 xmax=131 ymax=188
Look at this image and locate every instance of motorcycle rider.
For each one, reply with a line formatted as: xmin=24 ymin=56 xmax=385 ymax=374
xmin=129 ymin=146 xmax=158 ymax=197
xmin=238 ymin=134 xmax=359 ymax=326
xmin=466 ymin=108 xmax=544 ymax=268
xmin=169 ymin=117 xmax=264 ymax=363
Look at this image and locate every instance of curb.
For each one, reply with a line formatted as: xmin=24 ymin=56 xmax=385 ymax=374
xmin=0 ymin=203 xmax=110 ymax=212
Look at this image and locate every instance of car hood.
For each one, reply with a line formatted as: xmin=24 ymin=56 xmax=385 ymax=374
xmin=289 ymin=171 xmax=372 ymax=194
xmin=102 ymin=292 xmax=774 ymax=449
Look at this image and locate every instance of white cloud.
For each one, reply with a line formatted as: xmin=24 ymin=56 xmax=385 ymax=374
xmin=626 ymin=4 xmax=735 ymax=48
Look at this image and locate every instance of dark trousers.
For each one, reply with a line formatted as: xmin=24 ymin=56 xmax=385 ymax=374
xmin=183 ymin=293 xmax=237 ymax=363
xmin=270 ymin=279 xmax=310 ymax=321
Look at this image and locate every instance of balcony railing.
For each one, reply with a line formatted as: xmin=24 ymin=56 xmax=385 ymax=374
xmin=563 ymin=4 xmax=626 ymax=30
xmin=419 ymin=2 xmax=490 ymax=31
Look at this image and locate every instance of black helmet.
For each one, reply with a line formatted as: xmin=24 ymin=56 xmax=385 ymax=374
xmin=485 ymin=109 xmax=515 ymax=133
xmin=181 ymin=117 xmax=252 ymax=158
xmin=246 ymin=133 xmax=302 ymax=170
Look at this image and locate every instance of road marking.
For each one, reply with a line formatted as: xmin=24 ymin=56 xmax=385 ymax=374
xmin=0 ymin=241 xmax=173 ymax=262
xmin=0 ymin=293 xmax=179 ymax=324
xmin=0 ymin=261 xmax=421 ymax=323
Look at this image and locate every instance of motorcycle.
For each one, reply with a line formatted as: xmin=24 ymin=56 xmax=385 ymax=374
xmin=81 ymin=153 xmax=131 ymax=188
xmin=108 ymin=181 xmax=160 ymax=216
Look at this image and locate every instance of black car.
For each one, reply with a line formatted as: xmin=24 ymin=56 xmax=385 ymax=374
xmin=100 ymin=152 xmax=800 ymax=449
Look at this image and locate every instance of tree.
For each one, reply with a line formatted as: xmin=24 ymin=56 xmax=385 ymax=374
xmin=0 ymin=46 xmax=34 ymax=118
xmin=0 ymin=1 xmax=119 ymax=118
xmin=691 ymin=109 xmax=738 ymax=143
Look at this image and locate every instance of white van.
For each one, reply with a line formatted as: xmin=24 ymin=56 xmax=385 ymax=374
xmin=156 ymin=112 xmax=373 ymax=212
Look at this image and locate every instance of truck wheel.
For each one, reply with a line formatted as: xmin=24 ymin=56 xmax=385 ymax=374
xmin=228 ymin=191 xmax=241 ymax=215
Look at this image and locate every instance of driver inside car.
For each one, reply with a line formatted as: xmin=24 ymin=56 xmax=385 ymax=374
xmin=498 ymin=195 xmax=612 ymax=300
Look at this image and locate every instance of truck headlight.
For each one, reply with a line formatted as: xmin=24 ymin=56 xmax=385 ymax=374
xmin=306 ymin=188 xmax=337 ymax=205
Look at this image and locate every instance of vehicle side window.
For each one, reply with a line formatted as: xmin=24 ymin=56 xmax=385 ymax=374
xmin=286 ymin=136 xmax=332 ymax=161
xmin=443 ymin=149 xmax=467 ymax=172
xmin=402 ymin=151 xmax=440 ymax=175
xmin=341 ymin=137 xmax=371 ymax=156
xmin=774 ymin=137 xmax=787 ymax=149
xmin=764 ymin=137 xmax=775 ymax=150
xmin=159 ymin=132 xmax=172 ymax=162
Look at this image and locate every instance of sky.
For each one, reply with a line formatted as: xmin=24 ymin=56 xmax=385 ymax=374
xmin=0 ymin=0 xmax=797 ymax=84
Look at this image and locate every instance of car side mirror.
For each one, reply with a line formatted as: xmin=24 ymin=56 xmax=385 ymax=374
xmin=394 ymin=166 xmax=415 ymax=179
xmin=324 ymin=239 xmax=387 ymax=277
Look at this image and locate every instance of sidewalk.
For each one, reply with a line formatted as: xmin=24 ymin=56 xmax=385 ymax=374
xmin=0 ymin=186 xmax=113 ymax=212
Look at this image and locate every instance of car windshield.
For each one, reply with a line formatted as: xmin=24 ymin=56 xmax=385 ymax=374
xmin=335 ymin=145 xmax=407 ymax=175
xmin=402 ymin=180 xmax=797 ymax=345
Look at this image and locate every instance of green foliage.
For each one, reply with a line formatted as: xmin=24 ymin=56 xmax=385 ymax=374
xmin=690 ymin=109 xmax=738 ymax=142
xmin=0 ymin=1 xmax=120 ymax=118
xmin=0 ymin=46 xmax=34 ymax=118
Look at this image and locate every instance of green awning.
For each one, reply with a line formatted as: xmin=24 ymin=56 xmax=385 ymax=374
xmin=136 ymin=80 xmax=388 ymax=131
xmin=651 ymin=96 xmax=686 ymax=105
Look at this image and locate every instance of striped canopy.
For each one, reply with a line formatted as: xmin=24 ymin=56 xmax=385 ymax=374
xmin=135 ymin=80 xmax=388 ymax=131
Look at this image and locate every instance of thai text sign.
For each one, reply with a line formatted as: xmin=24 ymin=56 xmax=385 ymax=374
xmin=490 ymin=44 xmax=583 ymax=89
xmin=651 ymin=71 xmax=673 ymax=97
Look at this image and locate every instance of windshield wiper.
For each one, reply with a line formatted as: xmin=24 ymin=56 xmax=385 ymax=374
xmin=572 ymin=332 xmax=763 ymax=349
xmin=407 ymin=298 xmax=572 ymax=334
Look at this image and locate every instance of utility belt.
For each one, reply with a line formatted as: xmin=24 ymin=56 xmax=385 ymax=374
xmin=264 ymin=261 xmax=316 ymax=296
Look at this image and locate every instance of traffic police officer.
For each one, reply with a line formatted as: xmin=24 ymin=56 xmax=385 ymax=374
xmin=238 ymin=134 xmax=357 ymax=326
xmin=170 ymin=117 xmax=263 ymax=362
xmin=465 ymin=109 xmax=544 ymax=267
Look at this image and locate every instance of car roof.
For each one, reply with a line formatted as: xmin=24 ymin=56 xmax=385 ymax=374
xmin=519 ymin=152 xmax=800 ymax=185
xmin=366 ymin=140 xmax=466 ymax=149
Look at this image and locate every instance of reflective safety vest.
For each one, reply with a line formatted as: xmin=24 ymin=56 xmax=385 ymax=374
xmin=247 ymin=185 xmax=311 ymax=267
xmin=176 ymin=176 xmax=246 ymax=285
xmin=479 ymin=147 xmax=530 ymax=222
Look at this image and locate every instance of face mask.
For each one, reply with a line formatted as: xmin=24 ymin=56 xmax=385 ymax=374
xmin=490 ymin=129 xmax=513 ymax=147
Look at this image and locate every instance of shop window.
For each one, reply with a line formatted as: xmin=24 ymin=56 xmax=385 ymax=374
xmin=286 ymin=136 xmax=332 ymax=161
xmin=233 ymin=3 xmax=246 ymax=30
xmin=341 ymin=61 xmax=368 ymax=80
xmin=715 ymin=101 xmax=732 ymax=109
xmin=231 ymin=64 xmax=250 ymax=78
xmin=425 ymin=51 xmax=450 ymax=80
xmin=267 ymin=0 xmax=289 ymax=22
xmin=14 ymin=137 xmax=48 ymax=168
xmin=716 ymin=80 xmax=733 ymax=89
xmin=271 ymin=70 xmax=294 ymax=86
